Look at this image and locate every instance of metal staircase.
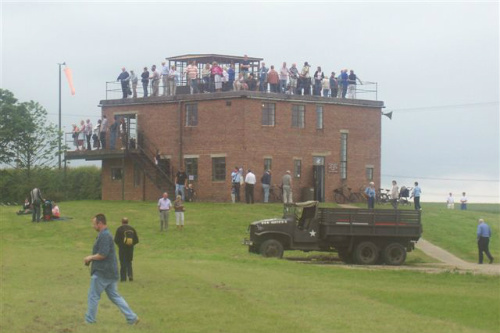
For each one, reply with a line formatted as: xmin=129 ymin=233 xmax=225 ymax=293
xmin=132 ymin=131 xmax=175 ymax=195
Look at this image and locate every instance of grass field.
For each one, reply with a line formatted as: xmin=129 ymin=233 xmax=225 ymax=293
xmin=1 ymin=201 xmax=499 ymax=333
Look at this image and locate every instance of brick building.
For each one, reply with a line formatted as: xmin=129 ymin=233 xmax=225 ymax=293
xmin=66 ymin=55 xmax=384 ymax=203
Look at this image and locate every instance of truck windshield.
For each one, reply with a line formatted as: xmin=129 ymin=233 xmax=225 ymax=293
xmin=284 ymin=203 xmax=318 ymax=229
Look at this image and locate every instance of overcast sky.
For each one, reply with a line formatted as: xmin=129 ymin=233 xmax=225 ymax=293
xmin=2 ymin=1 xmax=499 ymax=203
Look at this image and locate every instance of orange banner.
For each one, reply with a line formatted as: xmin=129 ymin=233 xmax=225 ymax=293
xmin=63 ymin=67 xmax=76 ymax=95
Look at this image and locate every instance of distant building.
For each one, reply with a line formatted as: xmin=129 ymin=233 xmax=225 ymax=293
xmin=66 ymin=54 xmax=383 ymax=202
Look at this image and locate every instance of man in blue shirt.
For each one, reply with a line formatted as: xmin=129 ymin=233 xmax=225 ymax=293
xmin=411 ymin=181 xmax=422 ymax=210
xmin=231 ymin=166 xmax=241 ymax=202
xmin=84 ymin=214 xmax=139 ymax=325
xmin=365 ymin=182 xmax=376 ymax=209
xmin=477 ymin=219 xmax=494 ymax=264
xmin=258 ymin=63 xmax=268 ymax=92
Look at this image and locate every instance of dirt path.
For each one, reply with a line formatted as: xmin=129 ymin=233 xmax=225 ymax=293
xmin=416 ymin=238 xmax=499 ymax=275
xmin=334 ymin=204 xmax=499 ymax=275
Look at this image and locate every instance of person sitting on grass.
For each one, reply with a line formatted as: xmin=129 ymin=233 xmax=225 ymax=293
xmin=52 ymin=202 xmax=60 ymax=219
xmin=16 ymin=198 xmax=32 ymax=215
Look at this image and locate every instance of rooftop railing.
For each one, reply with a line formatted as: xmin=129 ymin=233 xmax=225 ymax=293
xmin=104 ymin=80 xmax=378 ymax=101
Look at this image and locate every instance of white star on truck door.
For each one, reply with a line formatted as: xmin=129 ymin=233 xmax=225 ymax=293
xmin=309 ymin=230 xmax=316 ymax=237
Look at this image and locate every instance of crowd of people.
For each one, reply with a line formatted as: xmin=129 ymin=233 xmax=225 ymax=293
xmin=230 ymin=167 xmax=293 ymax=204
xmin=71 ymin=115 xmax=131 ymax=151
xmin=116 ymin=55 xmax=363 ymax=99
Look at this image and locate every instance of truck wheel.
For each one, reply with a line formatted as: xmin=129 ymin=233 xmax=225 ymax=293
xmin=354 ymin=241 xmax=379 ymax=265
xmin=383 ymin=243 xmax=406 ymax=266
xmin=260 ymin=239 xmax=284 ymax=258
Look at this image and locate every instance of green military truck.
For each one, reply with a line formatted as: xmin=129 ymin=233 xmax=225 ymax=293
xmin=243 ymin=201 xmax=422 ymax=265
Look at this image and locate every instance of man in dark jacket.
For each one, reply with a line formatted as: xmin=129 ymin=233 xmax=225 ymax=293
xmin=117 ymin=67 xmax=130 ymax=99
xmin=30 ymin=187 xmax=44 ymax=222
xmin=261 ymin=170 xmax=272 ymax=203
xmin=114 ymin=217 xmax=139 ymax=282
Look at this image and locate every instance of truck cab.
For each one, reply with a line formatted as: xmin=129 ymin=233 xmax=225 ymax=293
xmin=244 ymin=201 xmax=325 ymax=258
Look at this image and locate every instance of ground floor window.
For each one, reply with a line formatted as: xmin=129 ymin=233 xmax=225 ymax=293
xmin=264 ymin=158 xmax=272 ymax=171
xmin=185 ymin=158 xmax=198 ymax=181
xmin=212 ymin=157 xmax=226 ymax=181
xmin=111 ymin=167 xmax=123 ymax=181
xmin=366 ymin=166 xmax=374 ymax=181
xmin=294 ymin=159 xmax=302 ymax=178
xmin=134 ymin=164 xmax=141 ymax=187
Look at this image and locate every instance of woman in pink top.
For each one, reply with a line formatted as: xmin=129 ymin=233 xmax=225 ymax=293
xmin=211 ymin=62 xmax=223 ymax=92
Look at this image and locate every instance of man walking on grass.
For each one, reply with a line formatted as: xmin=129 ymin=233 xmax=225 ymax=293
xmin=84 ymin=214 xmax=139 ymax=325
xmin=114 ymin=217 xmax=139 ymax=282
xmin=477 ymin=218 xmax=494 ymax=264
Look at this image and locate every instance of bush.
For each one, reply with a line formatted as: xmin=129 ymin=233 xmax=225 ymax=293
xmin=0 ymin=166 xmax=101 ymax=203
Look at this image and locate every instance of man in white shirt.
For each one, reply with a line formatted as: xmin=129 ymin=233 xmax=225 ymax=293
xmin=279 ymin=62 xmax=289 ymax=93
xmin=157 ymin=192 xmax=171 ymax=231
xmin=85 ymin=119 xmax=93 ymax=151
xmin=390 ymin=180 xmax=399 ymax=209
xmin=161 ymin=62 xmax=169 ymax=96
xmin=460 ymin=192 xmax=468 ymax=210
xmin=100 ymin=115 xmax=108 ymax=149
xmin=244 ymin=169 xmax=256 ymax=204
xmin=447 ymin=193 xmax=455 ymax=209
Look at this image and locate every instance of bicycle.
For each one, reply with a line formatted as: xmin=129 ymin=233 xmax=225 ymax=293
xmin=333 ymin=186 xmax=358 ymax=204
xmin=269 ymin=184 xmax=283 ymax=203
xmin=376 ymin=188 xmax=391 ymax=205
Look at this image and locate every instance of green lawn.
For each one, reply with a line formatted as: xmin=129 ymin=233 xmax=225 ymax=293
xmin=1 ymin=201 xmax=499 ymax=333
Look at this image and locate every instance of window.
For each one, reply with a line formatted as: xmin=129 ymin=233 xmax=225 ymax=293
xmin=313 ymin=156 xmax=325 ymax=166
xmin=316 ymin=105 xmax=323 ymax=129
xmin=366 ymin=167 xmax=374 ymax=181
xmin=212 ymin=157 xmax=226 ymax=181
xmin=262 ymin=103 xmax=276 ymax=126
xmin=134 ymin=164 xmax=141 ymax=187
xmin=185 ymin=158 xmax=198 ymax=181
xmin=340 ymin=133 xmax=348 ymax=180
xmin=264 ymin=158 xmax=272 ymax=171
xmin=185 ymin=104 xmax=198 ymax=126
xmin=111 ymin=168 xmax=123 ymax=181
xmin=294 ymin=159 xmax=302 ymax=178
xmin=292 ymin=105 xmax=305 ymax=128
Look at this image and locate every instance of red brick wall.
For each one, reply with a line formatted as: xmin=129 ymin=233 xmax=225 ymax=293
xmin=101 ymin=97 xmax=381 ymax=202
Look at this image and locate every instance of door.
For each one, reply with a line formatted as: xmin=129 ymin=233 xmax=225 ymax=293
xmin=313 ymin=156 xmax=325 ymax=202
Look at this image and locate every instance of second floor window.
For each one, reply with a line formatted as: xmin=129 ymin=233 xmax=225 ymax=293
xmin=316 ymin=105 xmax=323 ymax=129
xmin=292 ymin=105 xmax=305 ymax=128
xmin=262 ymin=103 xmax=275 ymax=126
xmin=186 ymin=104 xmax=198 ymax=126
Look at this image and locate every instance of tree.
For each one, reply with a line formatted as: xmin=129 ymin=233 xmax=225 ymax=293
xmin=0 ymin=89 xmax=60 ymax=178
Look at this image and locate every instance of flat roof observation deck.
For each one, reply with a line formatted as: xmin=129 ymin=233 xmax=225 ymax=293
xmin=105 ymin=53 xmax=379 ymax=101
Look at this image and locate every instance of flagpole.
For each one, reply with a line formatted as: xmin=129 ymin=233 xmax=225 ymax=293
xmin=58 ymin=62 xmax=65 ymax=170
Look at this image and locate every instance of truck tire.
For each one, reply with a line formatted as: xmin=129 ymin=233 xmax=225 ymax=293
xmin=354 ymin=241 xmax=379 ymax=265
xmin=260 ymin=239 xmax=284 ymax=258
xmin=383 ymin=243 xmax=406 ymax=266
